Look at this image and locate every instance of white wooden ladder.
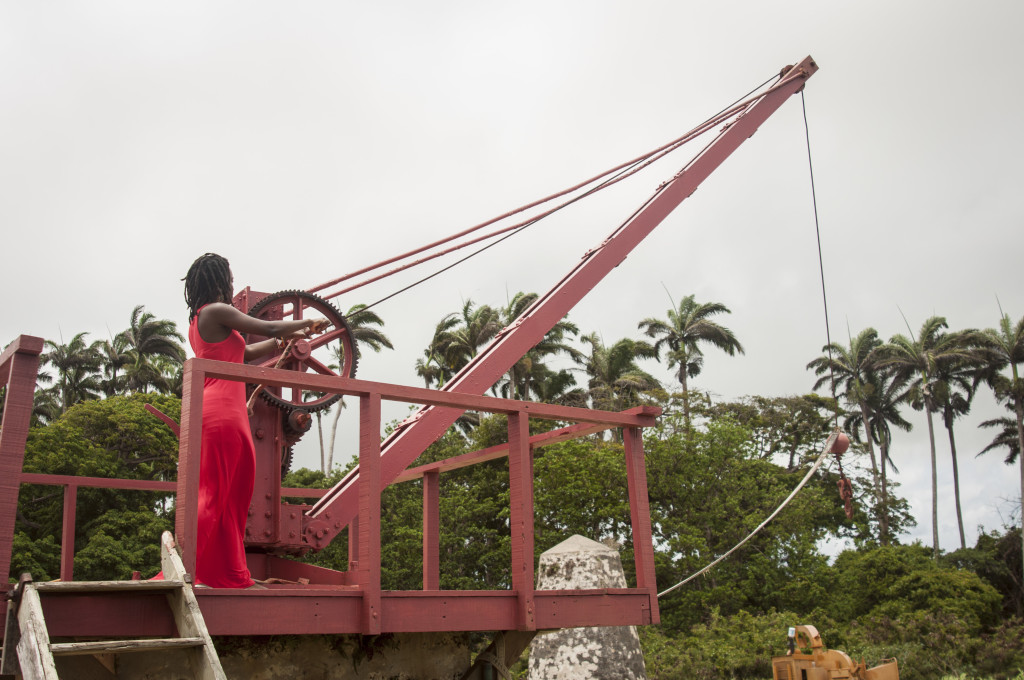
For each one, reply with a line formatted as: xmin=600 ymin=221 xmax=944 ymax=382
xmin=1 ymin=531 xmax=226 ymax=680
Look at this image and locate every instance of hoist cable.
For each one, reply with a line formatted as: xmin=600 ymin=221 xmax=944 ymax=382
xmin=318 ymin=73 xmax=785 ymax=312
xmin=658 ymin=428 xmax=841 ymax=599
xmin=802 ymin=90 xmax=838 ymax=423
xmin=659 ymin=88 xmax=848 ymax=600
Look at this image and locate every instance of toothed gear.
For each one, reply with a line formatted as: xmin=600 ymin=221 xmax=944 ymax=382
xmin=246 ymin=290 xmax=359 ymax=413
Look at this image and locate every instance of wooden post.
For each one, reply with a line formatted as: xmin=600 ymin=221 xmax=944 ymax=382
xmin=0 ymin=335 xmax=43 ymax=592
xmin=60 ymin=484 xmax=78 ymax=581
xmin=358 ymin=392 xmax=382 ymax=634
xmin=176 ymin=360 xmax=204 ymax=581
xmin=507 ymin=412 xmax=535 ymax=631
xmin=422 ymin=469 xmax=440 ymax=590
xmin=624 ymin=426 xmax=659 ymax=624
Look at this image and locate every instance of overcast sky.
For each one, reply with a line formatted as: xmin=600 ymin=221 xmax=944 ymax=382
xmin=2 ymin=1 xmax=1022 ymax=556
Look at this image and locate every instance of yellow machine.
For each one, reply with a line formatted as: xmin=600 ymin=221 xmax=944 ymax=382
xmin=772 ymin=625 xmax=899 ymax=680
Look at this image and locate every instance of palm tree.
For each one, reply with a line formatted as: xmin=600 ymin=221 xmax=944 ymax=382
xmin=975 ymin=311 xmax=1024 ymax=584
xmin=639 ymin=294 xmax=743 ymax=435
xmin=95 ymin=334 xmax=131 ymax=397
xmin=120 ymin=305 xmax=185 ymax=393
xmin=876 ymin=316 xmax=976 ymax=559
xmin=807 ymin=327 xmax=885 ymax=525
xmin=495 ymin=292 xmax=583 ymax=401
xmin=445 ymin=300 xmax=501 ymax=371
xmin=932 ymin=354 xmax=981 ymax=550
xmin=42 ymin=332 xmax=103 ymax=413
xmin=323 ymin=304 xmax=394 ymax=473
xmin=415 ymin=313 xmax=462 ymax=388
xmin=843 ymin=367 xmax=912 ymax=545
xmin=979 ymin=415 xmax=1021 ymax=463
xmin=574 ymin=332 xmax=661 ymax=415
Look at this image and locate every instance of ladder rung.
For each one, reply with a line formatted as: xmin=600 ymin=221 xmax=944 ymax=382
xmin=50 ymin=637 xmax=206 ymax=656
xmin=32 ymin=580 xmax=185 ymax=593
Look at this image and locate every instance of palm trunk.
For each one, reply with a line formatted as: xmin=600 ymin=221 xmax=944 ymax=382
xmin=879 ymin=435 xmax=891 ymax=546
xmin=316 ymin=411 xmax=326 ymax=475
xmin=1015 ymin=394 xmax=1024 ymax=606
xmin=858 ymin=400 xmax=883 ymax=534
xmin=679 ymin=367 xmax=691 ymax=442
xmin=327 ymin=398 xmax=346 ymax=473
xmin=943 ymin=406 xmax=967 ymax=550
xmin=925 ymin=402 xmax=940 ymax=559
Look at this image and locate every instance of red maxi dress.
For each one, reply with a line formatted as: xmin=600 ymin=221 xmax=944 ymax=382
xmin=189 ymin=307 xmax=256 ymax=588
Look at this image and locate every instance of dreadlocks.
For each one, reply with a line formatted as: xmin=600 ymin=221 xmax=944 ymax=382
xmin=183 ymin=253 xmax=233 ymax=321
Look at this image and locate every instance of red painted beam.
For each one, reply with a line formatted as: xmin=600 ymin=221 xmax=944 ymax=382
xmin=507 ymin=413 xmax=535 ymax=631
xmin=357 ymin=393 xmax=382 ymax=634
xmin=186 ymin=358 xmax=659 ymax=428
xmin=0 ymin=334 xmax=43 ymax=595
xmin=624 ymin=426 xmax=660 ymax=624
xmin=422 ymin=470 xmax=439 ymax=590
xmin=60 ymin=485 xmax=77 ymax=581
xmin=34 ymin=589 xmax=655 ymax=636
xmin=393 ymin=406 xmax=660 ymax=483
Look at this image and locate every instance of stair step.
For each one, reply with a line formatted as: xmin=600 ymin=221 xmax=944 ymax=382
xmin=50 ymin=637 xmax=206 ymax=656
xmin=32 ymin=580 xmax=184 ymax=594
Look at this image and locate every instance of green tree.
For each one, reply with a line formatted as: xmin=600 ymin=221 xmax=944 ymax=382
xmin=976 ymin=311 xmax=1024 ymax=588
xmin=574 ymin=332 xmax=660 ymax=415
xmin=807 ymin=328 xmax=887 ymax=534
xmin=932 ymin=354 xmax=981 ymax=550
xmin=843 ymin=368 xmax=912 ymax=545
xmin=639 ymin=295 xmax=744 ymax=436
xmin=13 ymin=394 xmax=180 ymax=582
xmin=877 ymin=317 xmax=975 ymax=559
xmin=444 ymin=300 xmax=501 ymax=374
xmin=41 ymin=332 xmax=103 ymax=414
xmin=119 ymin=305 xmax=185 ymax=393
xmin=647 ymin=413 xmax=844 ymax=631
xmin=709 ymin=394 xmax=834 ymax=469
xmin=414 ymin=313 xmax=462 ymax=388
xmin=495 ymin=292 xmax=582 ymax=402
xmin=95 ymin=334 xmax=131 ymax=397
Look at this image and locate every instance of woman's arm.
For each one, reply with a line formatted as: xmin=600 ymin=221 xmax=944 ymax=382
xmin=197 ymin=302 xmax=323 ymax=344
xmin=243 ymin=338 xmax=280 ymax=362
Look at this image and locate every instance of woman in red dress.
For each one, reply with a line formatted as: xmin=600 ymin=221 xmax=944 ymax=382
xmin=182 ymin=253 xmax=323 ymax=588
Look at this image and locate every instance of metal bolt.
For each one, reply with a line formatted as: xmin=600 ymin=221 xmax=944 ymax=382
xmin=265 ymin=511 xmax=273 ymax=518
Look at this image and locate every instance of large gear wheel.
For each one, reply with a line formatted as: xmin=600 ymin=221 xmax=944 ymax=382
xmin=246 ymin=290 xmax=359 ymax=413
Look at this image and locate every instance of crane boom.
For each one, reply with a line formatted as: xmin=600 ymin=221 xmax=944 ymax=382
xmin=304 ymin=57 xmax=819 ymax=546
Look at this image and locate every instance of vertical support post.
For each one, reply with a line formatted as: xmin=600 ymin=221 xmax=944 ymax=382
xmin=60 ymin=484 xmax=78 ymax=581
xmin=422 ymin=469 xmax=440 ymax=590
xmin=624 ymin=426 xmax=659 ymax=624
xmin=176 ymin=360 xmax=204 ymax=581
xmin=507 ymin=411 xmax=535 ymax=631
xmin=358 ymin=392 xmax=382 ymax=634
xmin=348 ymin=517 xmax=359 ymax=572
xmin=0 ymin=335 xmax=43 ymax=593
